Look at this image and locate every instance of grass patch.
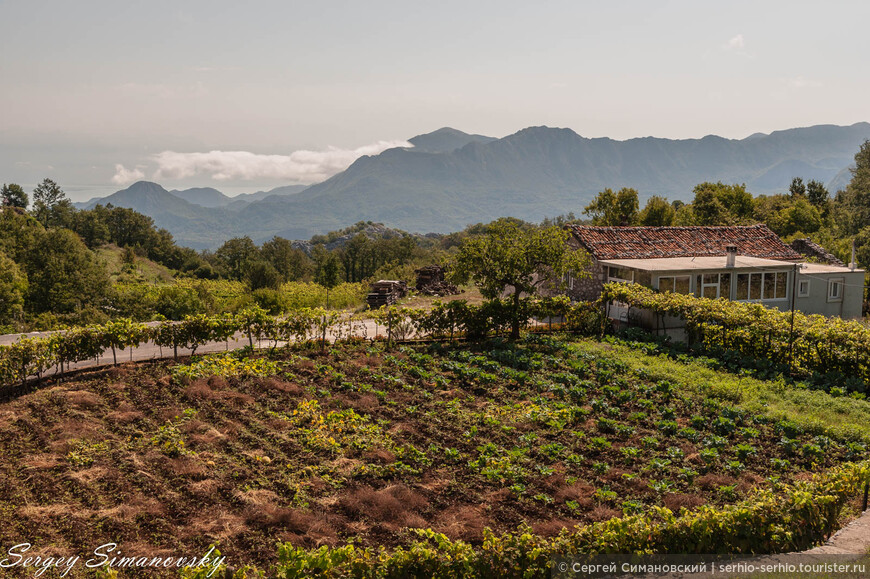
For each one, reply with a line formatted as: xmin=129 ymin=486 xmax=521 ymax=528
xmin=570 ymin=338 xmax=870 ymax=443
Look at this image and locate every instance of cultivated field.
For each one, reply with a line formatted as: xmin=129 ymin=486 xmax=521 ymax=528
xmin=0 ymin=334 xmax=867 ymax=575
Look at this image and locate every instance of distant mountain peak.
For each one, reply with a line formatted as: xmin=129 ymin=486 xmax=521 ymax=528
xmin=123 ymin=180 xmax=169 ymax=193
xmin=408 ymin=127 xmax=497 ymax=153
xmin=170 ymin=186 xmax=232 ymax=208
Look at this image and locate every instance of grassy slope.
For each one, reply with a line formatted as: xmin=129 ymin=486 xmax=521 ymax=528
xmin=96 ymin=244 xmax=175 ymax=284
xmin=0 ymin=336 xmax=865 ymax=571
xmin=572 ymin=339 xmax=870 ymax=443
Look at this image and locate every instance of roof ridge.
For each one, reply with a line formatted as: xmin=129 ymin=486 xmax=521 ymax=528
xmin=568 ymin=223 xmax=801 ymax=261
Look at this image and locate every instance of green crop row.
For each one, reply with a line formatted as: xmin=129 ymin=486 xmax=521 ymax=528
xmin=0 ymin=298 xmax=604 ymax=387
xmin=177 ymin=461 xmax=869 ymax=578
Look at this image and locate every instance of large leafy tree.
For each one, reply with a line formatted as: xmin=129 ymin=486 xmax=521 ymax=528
xmin=1 ymin=183 xmax=28 ymax=208
xmin=583 ymin=187 xmax=639 ymax=226
xmin=806 ymin=179 xmax=829 ymax=208
xmin=261 ymin=236 xmax=312 ymax=282
xmin=214 ymin=236 xmax=260 ymax=281
xmin=639 ymin=195 xmax=675 ymax=226
xmin=839 ymin=140 xmax=870 ymax=233
xmin=691 ymin=182 xmax=754 ymax=225
xmin=0 ymin=251 xmax=27 ymax=326
xmin=451 ymin=219 xmax=589 ymax=339
xmin=24 ymin=229 xmax=110 ymax=314
xmin=32 ymin=178 xmax=73 ymax=227
xmin=314 ymin=247 xmax=344 ymax=309
xmin=0 ymin=206 xmax=42 ymax=263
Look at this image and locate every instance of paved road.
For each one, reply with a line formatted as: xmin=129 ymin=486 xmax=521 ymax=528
xmin=1 ymin=314 xmax=557 ymax=382
xmin=0 ymin=317 xmax=391 ymax=381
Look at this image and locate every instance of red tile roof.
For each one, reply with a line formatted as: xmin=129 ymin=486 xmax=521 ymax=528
xmin=567 ymin=224 xmax=802 ymax=261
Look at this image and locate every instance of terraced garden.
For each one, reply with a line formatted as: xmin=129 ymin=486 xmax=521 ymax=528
xmin=0 ymin=334 xmax=868 ymax=576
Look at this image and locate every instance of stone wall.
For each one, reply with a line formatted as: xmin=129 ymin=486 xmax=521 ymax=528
xmin=565 ymin=261 xmax=606 ymax=301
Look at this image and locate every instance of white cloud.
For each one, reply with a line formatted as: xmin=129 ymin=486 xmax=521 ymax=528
xmin=151 ymin=140 xmax=412 ymax=183
xmin=725 ymin=34 xmax=745 ymax=50
xmin=111 ymin=164 xmax=145 ymax=185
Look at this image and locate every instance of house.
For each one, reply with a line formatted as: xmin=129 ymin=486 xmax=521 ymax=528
xmin=562 ymin=224 xmax=864 ymax=321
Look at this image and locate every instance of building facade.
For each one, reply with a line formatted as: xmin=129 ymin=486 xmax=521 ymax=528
xmin=562 ymin=224 xmax=864 ymax=320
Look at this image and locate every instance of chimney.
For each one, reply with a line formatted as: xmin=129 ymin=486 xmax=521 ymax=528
xmin=725 ymin=244 xmax=737 ymax=268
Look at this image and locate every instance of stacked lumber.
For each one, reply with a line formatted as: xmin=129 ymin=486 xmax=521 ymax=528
xmin=415 ymin=265 xmax=461 ymax=296
xmin=366 ymin=280 xmax=408 ymax=308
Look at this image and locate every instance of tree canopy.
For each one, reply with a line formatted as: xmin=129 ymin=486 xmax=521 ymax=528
xmin=583 ymin=187 xmax=639 ymax=226
xmin=1 ymin=183 xmax=28 ymax=208
xmin=451 ymin=219 xmax=589 ymax=338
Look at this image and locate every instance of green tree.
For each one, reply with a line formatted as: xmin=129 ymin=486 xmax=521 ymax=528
xmin=806 ymin=179 xmax=829 ymax=207
xmin=839 ymin=140 xmax=870 ymax=233
xmin=247 ymin=261 xmax=282 ymax=290
xmin=24 ymin=229 xmax=110 ymax=314
xmin=0 ymin=206 xmax=42 ymax=263
xmin=72 ymin=207 xmax=111 ymax=248
xmin=692 ymin=187 xmax=729 ymax=225
xmin=451 ymin=219 xmax=589 ymax=339
xmin=583 ymin=187 xmax=639 ymax=226
xmin=214 ymin=236 xmax=259 ymax=281
xmin=1 ymin=183 xmax=28 ymax=208
xmin=0 ymin=251 xmax=27 ymax=326
xmin=32 ymin=178 xmax=73 ymax=227
xmin=770 ymin=198 xmax=822 ymax=236
xmin=639 ymin=195 xmax=675 ymax=226
xmin=789 ymin=177 xmax=806 ymax=198
xmin=261 ymin=236 xmax=311 ymax=282
xmin=692 ymin=182 xmax=754 ymax=225
xmin=315 ymin=250 xmax=343 ymax=309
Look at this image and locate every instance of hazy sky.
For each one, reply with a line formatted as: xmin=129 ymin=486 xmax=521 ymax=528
xmin=2 ymin=0 xmax=868 ymax=201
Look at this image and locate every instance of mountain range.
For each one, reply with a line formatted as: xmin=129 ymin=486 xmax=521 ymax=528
xmin=75 ymin=123 xmax=870 ymax=249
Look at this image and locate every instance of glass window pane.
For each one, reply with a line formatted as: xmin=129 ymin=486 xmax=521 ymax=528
xmin=635 ymin=271 xmax=652 ymax=287
xmin=609 ymin=267 xmax=633 ymax=281
xmin=750 ymin=273 xmax=762 ymax=300
xmin=720 ymin=273 xmax=731 ymax=300
xmin=703 ymin=285 xmax=718 ymax=299
xmin=659 ymin=277 xmax=674 ymax=292
xmin=674 ymin=276 xmax=690 ymax=294
xmin=703 ymin=273 xmax=719 ymax=284
xmin=736 ymin=274 xmax=749 ymax=300
xmin=775 ymin=272 xmax=787 ymax=299
xmin=763 ymin=273 xmax=776 ymax=300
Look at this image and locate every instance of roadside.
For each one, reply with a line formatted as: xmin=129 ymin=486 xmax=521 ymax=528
xmin=803 ymin=509 xmax=870 ymax=554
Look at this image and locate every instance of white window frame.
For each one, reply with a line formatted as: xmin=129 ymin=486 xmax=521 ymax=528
xmin=735 ymin=270 xmax=789 ymax=302
xmin=701 ymin=273 xmax=721 ymax=299
xmin=607 ymin=266 xmax=634 ymax=284
xmin=828 ymin=278 xmax=844 ymax=302
xmin=657 ymin=275 xmax=691 ymax=294
xmin=797 ymin=279 xmax=810 ymax=298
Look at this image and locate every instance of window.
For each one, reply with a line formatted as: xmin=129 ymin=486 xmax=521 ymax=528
xmin=828 ymin=278 xmax=844 ymax=302
xmin=693 ymin=273 xmax=731 ymax=299
xmin=634 ymin=271 xmax=652 ymax=288
xmin=658 ymin=275 xmax=691 ymax=294
xmin=798 ymin=279 xmax=810 ymax=298
xmin=702 ymin=273 xmax=719 ymax=299
xmin=735 ymin=271 xmax=788 ymax=301
xmin=608 ymin=266 xmax=634 ymax=283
